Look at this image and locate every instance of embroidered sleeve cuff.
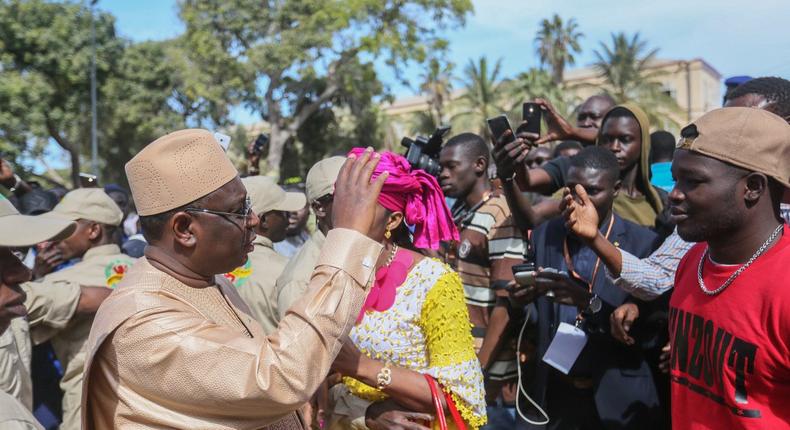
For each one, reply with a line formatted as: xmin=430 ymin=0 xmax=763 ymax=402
xmin=317 ymin=228 xmax=383 ymax=289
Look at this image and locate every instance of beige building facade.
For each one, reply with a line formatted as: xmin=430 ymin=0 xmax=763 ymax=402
xmin=383 ymin=58 xmax=722 ymax=134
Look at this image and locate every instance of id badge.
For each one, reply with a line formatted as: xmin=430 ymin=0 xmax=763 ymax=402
xmin=542 ymin=322 xmax=588 ymax=374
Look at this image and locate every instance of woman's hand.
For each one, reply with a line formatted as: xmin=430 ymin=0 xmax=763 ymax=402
xmin=331 ymin=337 xmax=366 ymax=377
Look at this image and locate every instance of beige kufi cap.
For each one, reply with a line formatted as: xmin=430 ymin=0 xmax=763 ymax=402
xmin=46 ymin=188 xmax=123 ymax=226
xmin=242 ymin=176 xmax=306 ymax=215
xmin=305 ymin=156 xmax=346 ymax=203
xmin=0 ymin=195 xmax=75 ymax=247
xmin=125 ymin=129 xmax=239 ymax=216
xmin=677 ymin=107 xmax=790 ymax=188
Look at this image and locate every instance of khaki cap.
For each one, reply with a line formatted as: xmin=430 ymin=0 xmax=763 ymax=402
xmin=0 ymin=195 xmax=75 ymax=247
xmin=305 ymin=156 xmax=346 ymax=203
xmin=677 ymin=107 xmax=790 ymax=188
xmin=46 ymin=188 xmax=123 ymax=226
xmin=242 ymin=176 xmax=306 ymax=215
xmin=125 ymin=129 xmax=238 ymax=216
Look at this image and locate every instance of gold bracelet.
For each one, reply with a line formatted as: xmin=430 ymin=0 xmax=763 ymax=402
xmin=376 ymin=362 xmax=392 ymax=390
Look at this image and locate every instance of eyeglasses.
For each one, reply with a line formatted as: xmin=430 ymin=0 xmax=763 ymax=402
xmin=184 ymin=196 xmax=253 ymax=230
xmin=315 ymin=193 xmax=333 ymax=205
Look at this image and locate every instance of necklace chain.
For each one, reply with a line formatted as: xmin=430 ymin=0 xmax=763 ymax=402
xmin=384 ymin=244 xmax=399 ymax=267
xmin=698 ymin=224 xmax=784 ymax=295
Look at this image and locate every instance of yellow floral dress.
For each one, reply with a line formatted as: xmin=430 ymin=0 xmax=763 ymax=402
xmin=343 ymin=258 xmax=487 ymax=429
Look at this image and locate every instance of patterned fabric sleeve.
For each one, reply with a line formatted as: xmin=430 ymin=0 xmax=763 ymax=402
xmin=420 ymin=270 xmax=487 ymax=429
xmin=608 ymin=228 xmax=692 ymax=300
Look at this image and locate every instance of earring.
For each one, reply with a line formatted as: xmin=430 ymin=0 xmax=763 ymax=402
xmin=384 ymin=229 xmax=392 ymax=239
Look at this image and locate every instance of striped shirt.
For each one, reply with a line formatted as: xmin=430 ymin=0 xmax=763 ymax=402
xmin=453 ymin=192 xmax=526 ymax=317
xmin=449 ymin=192 xmax=526 ymax=390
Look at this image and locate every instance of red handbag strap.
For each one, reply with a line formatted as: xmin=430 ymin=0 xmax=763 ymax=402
xmin=443 ymin=390 xmax=468 ymax=430
xmin=424 ymin=374 xmax=447 ymax=430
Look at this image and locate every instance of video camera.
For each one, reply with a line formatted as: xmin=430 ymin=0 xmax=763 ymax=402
xmin=401 ymin=125 xmax=451 ymax=177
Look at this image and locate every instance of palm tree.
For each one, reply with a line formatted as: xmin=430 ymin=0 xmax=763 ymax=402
xmin=511 ymin=67 xmax=578 ymax=119
xmin=453 ymin=56 xmax=508 ymax=140
xmin=593 ymin=32 xmax=681 ymax=128
xmin=535 ymin=15 xmax=583 ymax=85
xmin=417 ymin=58 xmax=454 ymax=131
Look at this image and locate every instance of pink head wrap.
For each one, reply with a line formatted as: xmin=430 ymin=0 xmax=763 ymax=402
xmin=347 ymin=148 xmax=459 ymax=250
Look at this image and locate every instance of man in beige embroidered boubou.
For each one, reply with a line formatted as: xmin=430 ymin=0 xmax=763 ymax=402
xmin=81 ymin=129 xmax=387 ymax=430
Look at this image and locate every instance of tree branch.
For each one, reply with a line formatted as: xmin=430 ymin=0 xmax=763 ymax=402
xmin=287 ymin=46 xmax=360 ymax=132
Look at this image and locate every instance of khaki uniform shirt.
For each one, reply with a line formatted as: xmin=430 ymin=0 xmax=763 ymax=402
xmin=225 ymin=235 xmax=288 ymax=334
xmin=0 ymin=390 xmax=43 ymax=430
xmin=23 ymin=244 xmax=135 ymax=430
xmin=275 ymin=229 xmax=325 ymax=320
xmin=0 ymin=318 xmax=32 ymax=410
xmin=82 ymin=228 xmax=381 ymax=430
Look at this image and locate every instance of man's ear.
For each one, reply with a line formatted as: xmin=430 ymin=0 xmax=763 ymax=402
xmin=474 ymin=156 xmax=488 ymax=175
xmin=87 ymin=222 xmax=101 ymax=241
xmin=171 ymin=212 xmax=197 ymax=247
xmin=744 ymin=173 xmax=769 ymax=206
xmin=612 ymin=179 xmax=622 ymax=198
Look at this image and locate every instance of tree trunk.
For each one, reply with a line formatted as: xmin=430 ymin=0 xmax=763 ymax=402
xmin=265 ymin=125 xmax=291 ymax=180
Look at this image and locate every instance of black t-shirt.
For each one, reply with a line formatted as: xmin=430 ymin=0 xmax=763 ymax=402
xmin=540 ymin=156 xmax=572 ymax=191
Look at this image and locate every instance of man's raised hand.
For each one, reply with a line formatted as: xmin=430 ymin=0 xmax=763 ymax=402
xmin=332 ymin=147 xmax=388 ymax=238
xmin=562 ymin=185 xmax=600 ymax=243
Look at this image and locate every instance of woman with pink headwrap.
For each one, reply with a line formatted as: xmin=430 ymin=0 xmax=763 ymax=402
xmin=329 ymin=149 xmax=486 ymax=429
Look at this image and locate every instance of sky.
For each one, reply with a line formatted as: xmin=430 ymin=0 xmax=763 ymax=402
xmin=100 ymin=0 xmax=790 ymax=124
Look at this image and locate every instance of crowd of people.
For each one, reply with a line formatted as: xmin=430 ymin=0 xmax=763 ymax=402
xmin=0 ymin=75 xmax=789 ymax=430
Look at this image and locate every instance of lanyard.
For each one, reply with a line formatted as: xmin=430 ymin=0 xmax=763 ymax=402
xmin=562 ymin=214 xmax=615 ymax=294
xmin=452 ymin=190 xmax=493 ymax=226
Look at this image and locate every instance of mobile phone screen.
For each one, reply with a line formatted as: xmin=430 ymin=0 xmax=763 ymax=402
xmin=522 ymin=103 xmax=542 ymax=135
xmin=487 ymin=115 xmax=515 ymax=144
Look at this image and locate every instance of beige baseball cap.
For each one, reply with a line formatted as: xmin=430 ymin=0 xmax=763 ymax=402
xmin=45 ymin=188 xmax=124 ymax=226
xmin=305 ymin=156 xmax=346 ymax=203
xmin=677 ymin=107 xmax=790 ymax=188
xmin=125 ymin=129 xmax=238 ymax=216
xmin=0 ymin=195 xmax=75 ymax=247
xmin=242 ymin=176 xmax=306 ymax=215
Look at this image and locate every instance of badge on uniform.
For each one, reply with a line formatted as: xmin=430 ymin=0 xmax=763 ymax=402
xmin=105 ymin=260 xmax=131 ymax=288
xmin=542 ymin=322 xmax=588 ymax=374
xmin=224 ymin=259 xmax=252 ymax=287
xmin=458 ymin=239 xmax=472 ymax=258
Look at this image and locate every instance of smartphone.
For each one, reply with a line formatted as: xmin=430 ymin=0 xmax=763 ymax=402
xmin=79 ymin=173 xmax=99 ymax=188
xmin=487 ymin=115 xmax=515 ymax=144
xmin=214 ymin=132 xmax=232 ymax=152
xmin=252 ymin=133 xmax=269 ymax=155
xmin=521 ymin=102 xmax=542 ymax=135
xmin=536 ymin=267 xmax=567 ymax=297
xmin=512 ymin=262 xmax=537 ymax=287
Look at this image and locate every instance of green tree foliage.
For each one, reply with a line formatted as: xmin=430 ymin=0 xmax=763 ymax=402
xmin=535 ymin=14 xmax=583 ymax=85
xmin=179 ymin=0 xmax=472 ymax=178
xmin=453 ymin=56 xmax=508 ymax=140
xmin=593 ymin=32 xmax=681 ymax=128
xmin=0 ymin=0 xmax=123 ymax=186
xmin=0 ymin=1 xmax=235 ymax=186
xmin=100 ymin=38 xmax=238 ymax=185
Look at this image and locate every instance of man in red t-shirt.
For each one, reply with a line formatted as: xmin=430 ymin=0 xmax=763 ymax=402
xmin=668 ymin=107 xmax=790 ymax=429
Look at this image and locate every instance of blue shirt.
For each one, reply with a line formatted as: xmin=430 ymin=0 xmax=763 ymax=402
xmin=650 ymin=162 xmax=674 ymax=193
